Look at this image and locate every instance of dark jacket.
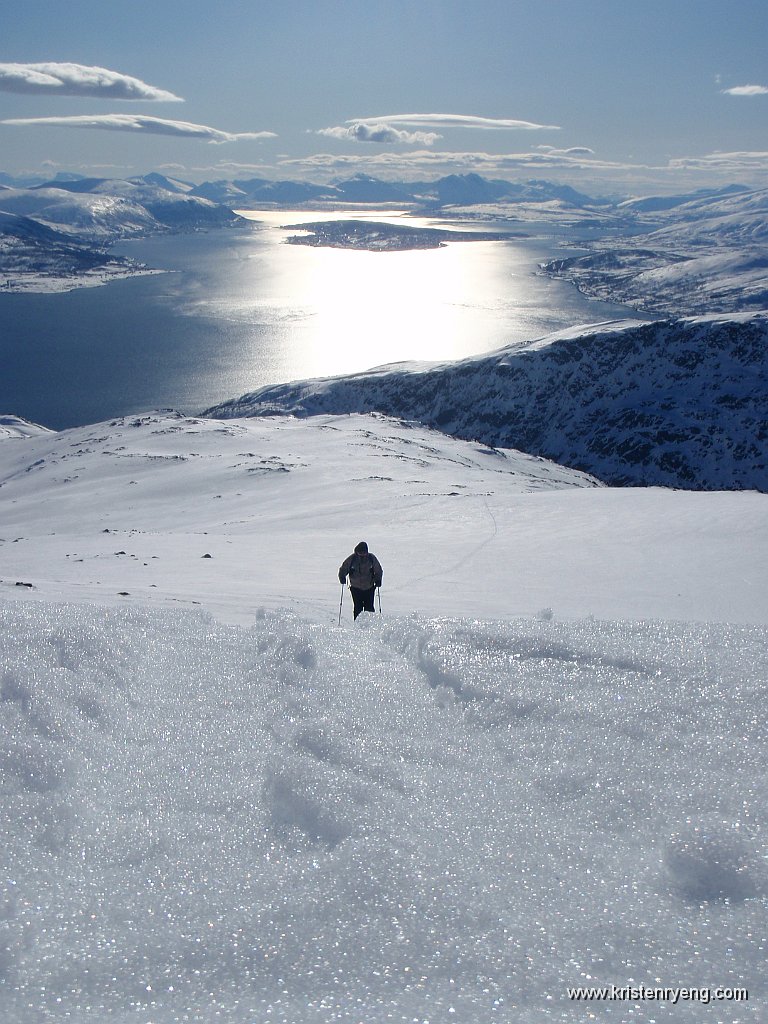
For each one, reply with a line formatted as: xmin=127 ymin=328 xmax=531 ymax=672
xmin=339 ymin=551 xmax=383 ymax=589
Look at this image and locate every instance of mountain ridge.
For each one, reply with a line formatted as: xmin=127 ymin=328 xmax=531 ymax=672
xmin=205 ymin=312 xmax=768 ymax=492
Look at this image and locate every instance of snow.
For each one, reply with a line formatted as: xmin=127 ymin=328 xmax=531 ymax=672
xmin=0 ymin=181 xmax=241 ymax=293
xmin=1 ymin=410 xmax=767 ymax=1022
xmin=0 ymin=414 xmax=54 ymax=440
xmin=205 ymin=313 xmax=768 ymax=492
xmin=541 ymin=187 xmax=768 ymax=316
xmin=2 ymin=604 xmax=767 ymax=1022
xmin=1 ymin=411 xmax=765 ymax=624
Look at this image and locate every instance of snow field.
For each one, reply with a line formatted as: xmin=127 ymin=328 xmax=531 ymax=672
xmin=1 ymin=412 xmax=765 ymax=626
xmin=1 ymin=600 xmax=767 ymax=1023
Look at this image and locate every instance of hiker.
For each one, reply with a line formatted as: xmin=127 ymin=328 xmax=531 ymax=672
xmin=338 ymin=541 xmax=383 ymax=619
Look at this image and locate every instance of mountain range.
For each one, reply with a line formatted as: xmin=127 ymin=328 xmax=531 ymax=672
xmin=0 ymin=174 xmax=241 ymax=289
xmin=1 ymin=169 xmax=765 ymax=311
xmin=541 ymin=186 xmax=768 ymax=315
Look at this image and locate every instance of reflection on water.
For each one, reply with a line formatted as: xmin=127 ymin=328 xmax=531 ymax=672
xmin=1 ymin=210 xmax=642 ymax=428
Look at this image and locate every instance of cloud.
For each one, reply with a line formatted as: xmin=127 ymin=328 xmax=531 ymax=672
xmin=668 ymin=150 xmax=768 ymax=170
xmin=278 ymin=143 xmax=768 ymax=187
xmin=0 ymin=62 xmax=183 ymax=101
xmin=280 ymin=148 xmax=630 ymax=178
xmin=347 ymin=112 xmax=561 ymax=131
xmin=536 ymin=145 xmax=596 ymax=157
xmin=721 ymin=84 xmax=768 ymax=96
xmin=187 ymin=161 xmax=274 ymax=177
xmin=317 ymin=123 xmax=441 ymax=145
xmin=1 ymin=114 xmax=276 ymax=144
xmin=268 ymin=146 xmax=768 ymax=195
xmin=273 ymin=149 xmax=648 ymax=193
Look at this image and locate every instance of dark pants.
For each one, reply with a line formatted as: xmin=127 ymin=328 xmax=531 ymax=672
xmin=350 ymin=586 xmax=376 ymax=619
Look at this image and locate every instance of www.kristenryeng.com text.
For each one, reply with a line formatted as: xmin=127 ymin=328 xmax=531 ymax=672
xmin=567 ymin=984 xmax=748 ymax=1005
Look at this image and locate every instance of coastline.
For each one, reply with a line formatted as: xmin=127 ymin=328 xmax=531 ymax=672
xmin=1 ymin=264 xmax=167 ymax=295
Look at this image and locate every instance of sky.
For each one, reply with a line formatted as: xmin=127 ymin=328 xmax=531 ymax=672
xmin=1 ymin=0 xmax=767 ymax=195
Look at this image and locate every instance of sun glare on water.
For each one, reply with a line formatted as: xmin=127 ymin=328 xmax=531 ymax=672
xmin=235 ymin=210 xmax=524 ymax=379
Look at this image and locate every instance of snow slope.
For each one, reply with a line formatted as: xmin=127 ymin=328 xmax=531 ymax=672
xmin=1 ymin=411 xmax=767 ymax=1023
xmin=3 ymin=602 xmax=767 ymax=1023
xmin=542 ymin=187 xmax=768 ymax=315
xmin=0 ymin=414 xmax=55 ymax=440
xmin=206 ymin=313 xmax=768 ymax=492
xmin=0 ymin=180 xmax=243 ymax=292
xmin=0 ymin=209 xmax=160 ymax=293
xmin=1 ymin=411 xmax=765 ymax=625
xmin=0 ymin=187 xmax=159 ymax=243
xmin=543 ymin=248 xmax=768 ymax=316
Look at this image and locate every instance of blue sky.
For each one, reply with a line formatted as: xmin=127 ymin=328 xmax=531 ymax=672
xmin=1 ymin=0 xmax=766 ymax=193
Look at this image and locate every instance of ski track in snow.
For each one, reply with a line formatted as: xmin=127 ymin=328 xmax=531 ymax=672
xmin=401 ymin=495 xmax=500 ymax=592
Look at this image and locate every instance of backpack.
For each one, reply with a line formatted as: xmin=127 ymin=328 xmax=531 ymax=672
xmin=350 ymin=553 xmax=375 ymax=586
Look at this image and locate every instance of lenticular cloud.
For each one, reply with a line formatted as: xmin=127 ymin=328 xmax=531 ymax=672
xmin=722 ymin=84 xmax=768 ymax=96
xmin=1 ymin=113 xmax=276 ymax=144
xmin=0 ymin=62 xmax=183 ymax=102
xmin=349 ymin=112 xmax=561 ymax=131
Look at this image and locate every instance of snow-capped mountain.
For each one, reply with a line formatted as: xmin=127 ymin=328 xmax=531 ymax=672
xmin=16 ymin=177 xmax=242 ymax=240
xmin=617 ymin=184 xmax=749 ymax=214
xmin=0 ymin=187 xmax=159 ymax=242
xmin=205 ymin=312 xmax=768 ymax=492
xmin=0 ymin=209 xmax=157 ymax=292
xmin=0 ymin=176 xmax=244 ymax=290
xmin=186 ymin=172 xmax=600 ymax=211
xmin=543 ymin=187 xmax=768 ymax=314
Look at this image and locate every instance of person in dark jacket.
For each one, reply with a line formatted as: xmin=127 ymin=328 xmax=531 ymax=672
xmin=338 ymin=541 xmax=383 ymax=619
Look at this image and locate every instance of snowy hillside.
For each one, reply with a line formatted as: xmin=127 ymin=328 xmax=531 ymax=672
xmin=543 ymin=248 xmax=768 ymax=315
xmin=0 ymin=178 xmax=242 ymax=291
xmin=0 ymin=187 xmax=161 ymax=243
xmin=542 ymin=187 xmax=768 ymax=315
xmin=0 ymin=414 xmax=55 ymax=439
xmin=7 ymin=408 xmax=748 ymax=625
xmin=206 ymin=313 xmax=768 ymax=492
xmin=29 ymin=176 xmax=243 ymax=236
xmin=0 ymin=409 xmax=767 ymax=1023
xmin=0 ymin=209 xmax=162 ymax=293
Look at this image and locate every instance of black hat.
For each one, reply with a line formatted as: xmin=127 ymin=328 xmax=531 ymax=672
xmin=354 ymin=541 xmax=368 ymax=553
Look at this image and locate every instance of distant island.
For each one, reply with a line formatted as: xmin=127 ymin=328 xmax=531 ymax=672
xmin=283 ymin=219 xmax=528 ymax=252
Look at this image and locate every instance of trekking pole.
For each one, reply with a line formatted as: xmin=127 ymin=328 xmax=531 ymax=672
xmin=377 ymin=586 xmax=382 ymax=615
xmin=338 ymin=583 xmax=344 ymax=625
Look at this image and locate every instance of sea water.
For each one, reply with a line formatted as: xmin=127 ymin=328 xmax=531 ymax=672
xmin=0 ymin=211 xmax=639 ymax=429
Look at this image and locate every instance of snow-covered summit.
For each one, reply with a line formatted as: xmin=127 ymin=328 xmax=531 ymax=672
xmin=0 ymin=181 xmax=240 ymax=244
xmin=205 ymin=312 xmax=768 ymax=492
